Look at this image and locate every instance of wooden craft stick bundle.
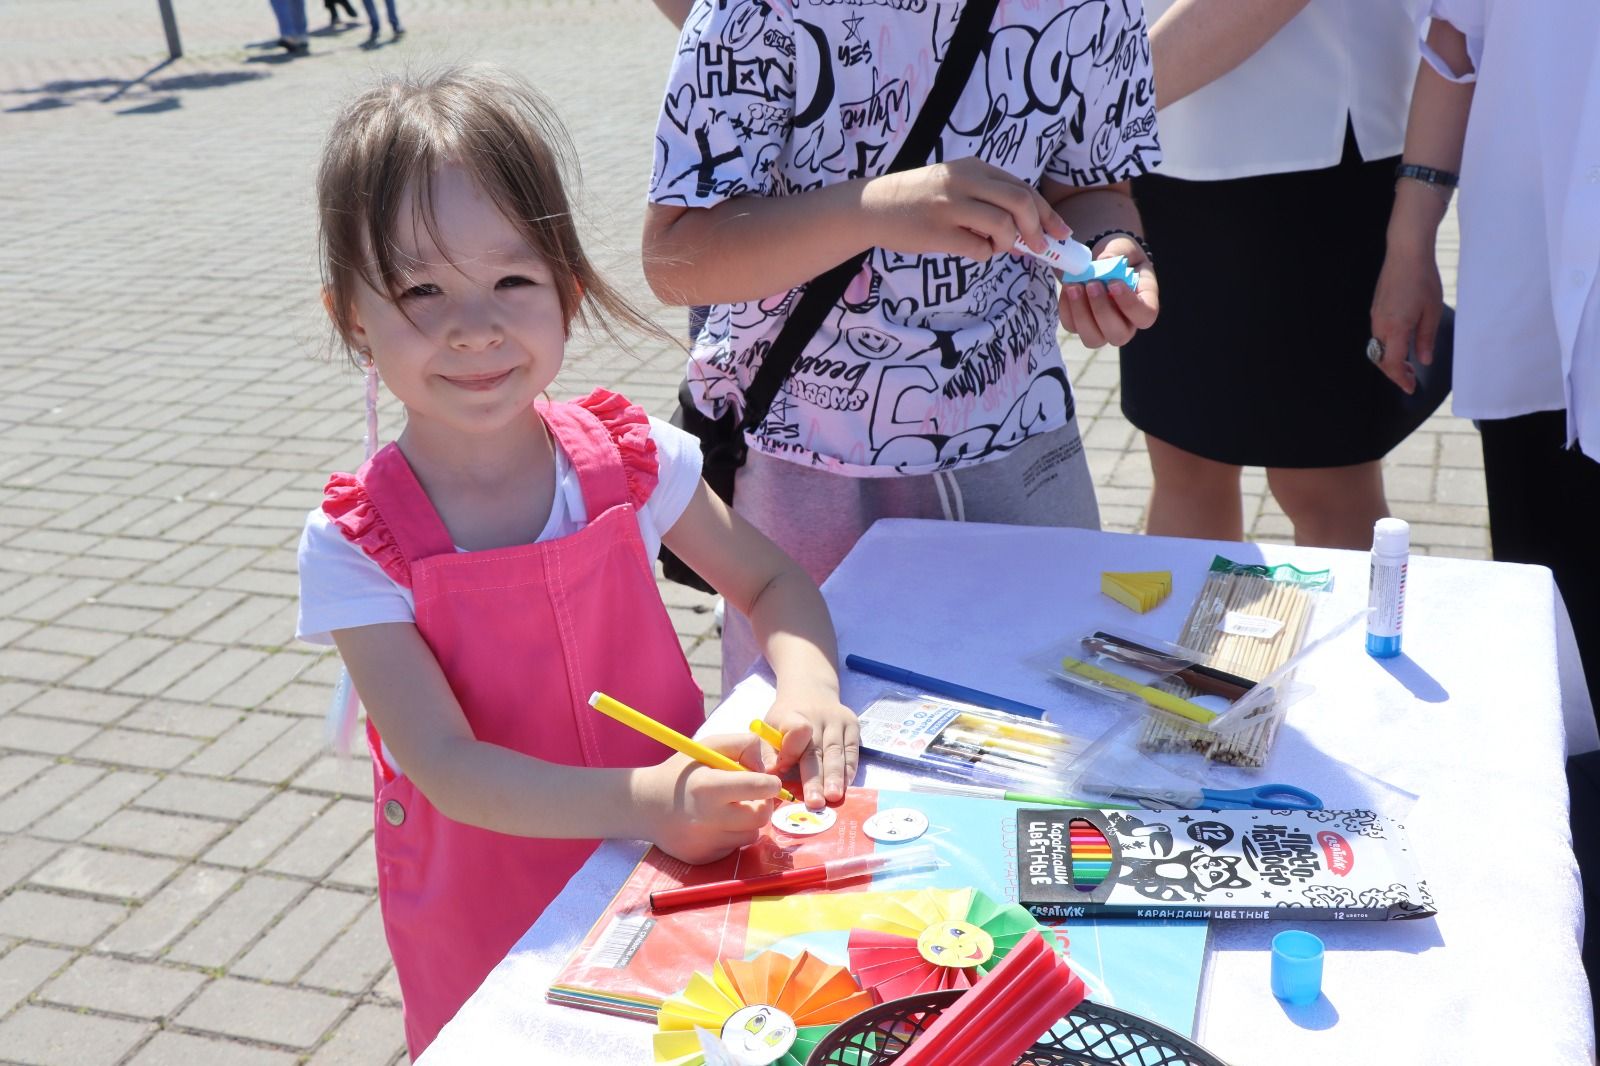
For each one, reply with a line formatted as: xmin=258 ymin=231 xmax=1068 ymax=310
xmin=894 ymin=930 xmax=1086 ymax=1066
xmin=1139 ymin=569 xmax=1316 ymax=767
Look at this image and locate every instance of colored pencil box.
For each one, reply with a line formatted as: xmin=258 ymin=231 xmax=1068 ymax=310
xmin=1016 ymin=807 xmax=1434 ymax=922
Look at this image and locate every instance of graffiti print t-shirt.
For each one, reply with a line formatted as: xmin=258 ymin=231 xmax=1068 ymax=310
xmin=650 ymin=0 xmax=1160 ymax=476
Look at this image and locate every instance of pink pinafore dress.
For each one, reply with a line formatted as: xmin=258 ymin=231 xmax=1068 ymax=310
xmin=322 ymin=390 xmax=705 ymax=1056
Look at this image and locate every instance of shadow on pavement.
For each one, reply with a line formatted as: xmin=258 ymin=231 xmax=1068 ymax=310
xmin=2 ymin=58 xmax=269 ymax=114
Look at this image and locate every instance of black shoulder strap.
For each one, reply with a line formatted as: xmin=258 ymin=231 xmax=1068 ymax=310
xmin=737 ymin=0 xmax=1001 ymax=435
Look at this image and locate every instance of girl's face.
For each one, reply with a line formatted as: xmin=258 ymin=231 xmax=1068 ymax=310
xmin=344 ymin=163 xmax=567 ymax=438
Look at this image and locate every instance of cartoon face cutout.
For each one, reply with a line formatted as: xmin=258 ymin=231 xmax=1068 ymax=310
xmin=863 ymin=807 xmax=928 ymax=843
xmin=720 ymin=1004 xmax=797 ymax=1066
xmin=916 ymin=920 xmax=994 ymax=968
xmin=772 ymin=803 xmax=837 ymax=836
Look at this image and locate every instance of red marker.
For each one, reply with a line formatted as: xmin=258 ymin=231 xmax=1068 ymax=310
xmin=649 ymin=844 xmax=938 ymax=913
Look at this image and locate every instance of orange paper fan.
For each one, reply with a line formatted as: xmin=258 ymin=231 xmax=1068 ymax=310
xmin=653 ymin=949 xmax=874 ymax=1066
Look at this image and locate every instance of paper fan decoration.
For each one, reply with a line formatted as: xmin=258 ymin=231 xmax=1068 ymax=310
xmin=653 ymin=949 xmax=874 ymax=1066
xmin=846 ymin=887 xmax=1061 ymax=1003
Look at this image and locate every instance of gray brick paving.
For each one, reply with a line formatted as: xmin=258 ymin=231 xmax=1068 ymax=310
xmin=0 ymin=0 xmax=1477 ymax=1062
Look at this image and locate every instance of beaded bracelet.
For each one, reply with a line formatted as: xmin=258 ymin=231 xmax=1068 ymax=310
xmin=1084 ymin=229 xmax=1154 ymax=265
xmin=1395 ymin=163 xmax=1459 ymax=203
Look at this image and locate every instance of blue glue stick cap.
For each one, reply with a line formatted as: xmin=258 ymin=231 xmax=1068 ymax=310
xmin=1270 ymin=929 xmax=1324 ymax=1005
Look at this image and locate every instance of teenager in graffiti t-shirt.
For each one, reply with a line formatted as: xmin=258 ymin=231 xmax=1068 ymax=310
xmin=645 ymin=0 xmax=1161 ymax=477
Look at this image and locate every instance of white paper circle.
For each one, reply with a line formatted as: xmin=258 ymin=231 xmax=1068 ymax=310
xmin=863 ymin=807 xmax=929 ymax=843
xmin=771 ymin=803 xmax=837 ymax=836
xmin=720 ymin=1004 xmax=797 ymax=1066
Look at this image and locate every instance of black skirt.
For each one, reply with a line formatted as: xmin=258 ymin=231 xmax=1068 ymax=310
xmin=1120 ymin=122 xmax=1448 ymax=468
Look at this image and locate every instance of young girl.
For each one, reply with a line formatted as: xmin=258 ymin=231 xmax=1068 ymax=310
xmin=295 ymin=67 xmax=860 ymax=1057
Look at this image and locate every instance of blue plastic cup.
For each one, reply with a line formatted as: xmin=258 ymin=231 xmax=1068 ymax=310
xmin=1270 ymin=930 xmax=1324 ymax=1005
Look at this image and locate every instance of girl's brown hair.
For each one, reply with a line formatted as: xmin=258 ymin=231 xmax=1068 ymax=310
xmin=317 ymin=65 xmax=664 ymax=363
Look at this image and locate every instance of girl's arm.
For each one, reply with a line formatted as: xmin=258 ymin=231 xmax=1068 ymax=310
xmin=661 ymin=481 xmax=860 ymax=809
xmin=649 ymin=0 xmax=694 ymax=28
xmin=642 ymin=158 xmax=1071 ymax=306
xmin=1043 ymin=181 xmax=1160 ymax=349
xmin=333 ymin=622 xmax=782 ymax=864
xmin=1148 ymin=0 xmax=1313 ymax=109
xmin=1369 ymin=18 xmax=1475 ymax=394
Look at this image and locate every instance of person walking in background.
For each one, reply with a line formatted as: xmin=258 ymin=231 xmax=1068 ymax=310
xmin=269 ymin=0 xmax=310 ymax=54
xmin=1369 ymin=1 xmax=1599 ymax=711
xmin=1119 ymin=0 xmax=1440 ymax=549
xmin=361 ymin=0 xmax=404 ymax=45
xmin=323 ymin=0 xmax=358 ymax=30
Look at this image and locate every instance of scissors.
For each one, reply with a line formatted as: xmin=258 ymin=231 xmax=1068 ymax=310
xmin=1081 ymin=780 xmax=1322 ymax=811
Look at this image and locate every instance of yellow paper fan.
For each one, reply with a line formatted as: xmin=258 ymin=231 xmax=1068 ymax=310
xmin=653 ymin=949 xmax=873 ymax=1066
xmin=847 ymin=887 xmax=1061 ymax=1002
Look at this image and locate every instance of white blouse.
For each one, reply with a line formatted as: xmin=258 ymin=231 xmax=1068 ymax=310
xmin=1147 ymin=0 xmax=1427 ymax=180
xmin=1424 ymin=0 xmax=1600 ymax=456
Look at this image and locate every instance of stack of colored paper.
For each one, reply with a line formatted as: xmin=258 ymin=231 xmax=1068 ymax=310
xmin=1101 ymin=571 xmax=1172 ymax=613
xmin=892 ymin=930 xmax=1086 ymax=1066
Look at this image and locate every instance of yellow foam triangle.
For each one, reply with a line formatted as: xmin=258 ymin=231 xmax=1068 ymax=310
xmin=1101 ymin=570 xmax=1171 ymax=612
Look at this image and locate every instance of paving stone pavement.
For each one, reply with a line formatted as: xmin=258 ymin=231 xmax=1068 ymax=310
xmin=0 ymin=2 xmax=1479 ymax=1062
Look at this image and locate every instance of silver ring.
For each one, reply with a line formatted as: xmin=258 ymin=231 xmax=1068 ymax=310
xmin=1365 ymin=337 xmax=1385 ymax=365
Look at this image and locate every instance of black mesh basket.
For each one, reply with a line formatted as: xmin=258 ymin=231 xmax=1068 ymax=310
xmin=805 ymin=989 xmax=1229 ymax=1066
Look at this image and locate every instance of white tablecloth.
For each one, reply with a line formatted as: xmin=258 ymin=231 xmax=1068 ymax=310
xmin=421 ymin=520 xmax=1596 ymax=1066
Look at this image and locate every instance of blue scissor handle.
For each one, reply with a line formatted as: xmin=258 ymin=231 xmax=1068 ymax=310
xmin=1200 ymin=783 xmax=1322 ymax=810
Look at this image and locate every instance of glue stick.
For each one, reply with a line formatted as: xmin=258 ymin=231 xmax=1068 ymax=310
xmin=1366 ymin=518 xmax=1409 ymax=658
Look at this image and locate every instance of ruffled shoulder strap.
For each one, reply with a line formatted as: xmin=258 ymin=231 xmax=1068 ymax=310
xmin=321 ymin=443 xmax=456 ymax=588
xmin=543 ymin=388 xmax=660 ymax=515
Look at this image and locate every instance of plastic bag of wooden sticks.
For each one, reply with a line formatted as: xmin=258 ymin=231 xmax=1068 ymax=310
xmin=1135 ymin=557 xmax=1363 ymax=769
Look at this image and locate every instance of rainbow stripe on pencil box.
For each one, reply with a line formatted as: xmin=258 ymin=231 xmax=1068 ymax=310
xmin=1070 ymin=819 xmax=1113 ymax=892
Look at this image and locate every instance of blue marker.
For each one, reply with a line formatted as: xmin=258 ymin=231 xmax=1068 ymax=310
xmin=844 ymin=654 xmax=1049 ymax=720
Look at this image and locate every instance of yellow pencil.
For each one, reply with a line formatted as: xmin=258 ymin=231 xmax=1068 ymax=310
xmin=1058 ymin=656 xmax=1219 ymax=725
xmin=588 ymin=692 xmax=795 ymax=803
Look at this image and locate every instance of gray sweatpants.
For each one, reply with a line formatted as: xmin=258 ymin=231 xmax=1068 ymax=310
xmin=721 ymin=420 xmax=1101 ymax=690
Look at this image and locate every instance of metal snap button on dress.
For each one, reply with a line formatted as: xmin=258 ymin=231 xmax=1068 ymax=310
xmin=383 ymin=799 xmax=405 ymax=826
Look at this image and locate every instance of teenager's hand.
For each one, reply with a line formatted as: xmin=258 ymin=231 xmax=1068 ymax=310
xmin=1057 ymin=236 xmax=1159 ymax=348
xmin=759 ymin=691 xmax=860 ymax=811
xmin=1369 ymin=245 xmax=1445 ymax=395
xmin=862 ymin=158 xmax=1071 ymax=262
xmin=636 ymin=735 xmax=782 ymax=866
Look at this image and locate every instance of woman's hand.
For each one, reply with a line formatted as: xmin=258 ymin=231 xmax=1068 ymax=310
xmin=635 ymin=734 xmax=783 ymax=866
xmin=758 ymin=690 xmax=861 ymax=811
xmin=862 ymin=157 xmax=1071 ymax=262
xmin=1369 ymin=244 xmax=1445 ymax=395
xmin=1058 ymin=236 xmax=1160 ymax=348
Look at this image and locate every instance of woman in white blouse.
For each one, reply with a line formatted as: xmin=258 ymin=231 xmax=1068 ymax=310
xmin=1369 ymin=1 xmax=1599 ymax=712
xmin=1121 ymin=0 xmax=1441 ymax=548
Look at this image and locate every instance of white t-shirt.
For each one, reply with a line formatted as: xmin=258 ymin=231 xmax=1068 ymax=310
xmin=295 ymin=417 xmax=704 ymax=645
xmin=649 ymin=0 xmax=1160 ymax=477
xmin=1422 ymin=0 xmax=1599 ymax=456
xmin=1145 ymin=0 xmax=1427 ymax=181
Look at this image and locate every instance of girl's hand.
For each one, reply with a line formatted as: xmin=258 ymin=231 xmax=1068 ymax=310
xmin=1058 ymin=236 xmax=1159 ymax=348
xmin=636 ymin=734 xmax=783 ymax=866
xmin=759 ymin=693 xmax=861 ymax=811
xmin=1369 ymin=245 xmax=1445 ymax=395
xmin=862 ymin=158 xmax=1071 ymax=262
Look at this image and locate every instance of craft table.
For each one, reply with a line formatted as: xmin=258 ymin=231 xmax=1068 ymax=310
xmin=420 ymin=519 xmax=1597 ymax=1065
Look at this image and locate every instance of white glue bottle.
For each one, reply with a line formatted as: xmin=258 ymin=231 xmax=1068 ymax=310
xmin=1366 ymin=518 xmax=1409 ymax=658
